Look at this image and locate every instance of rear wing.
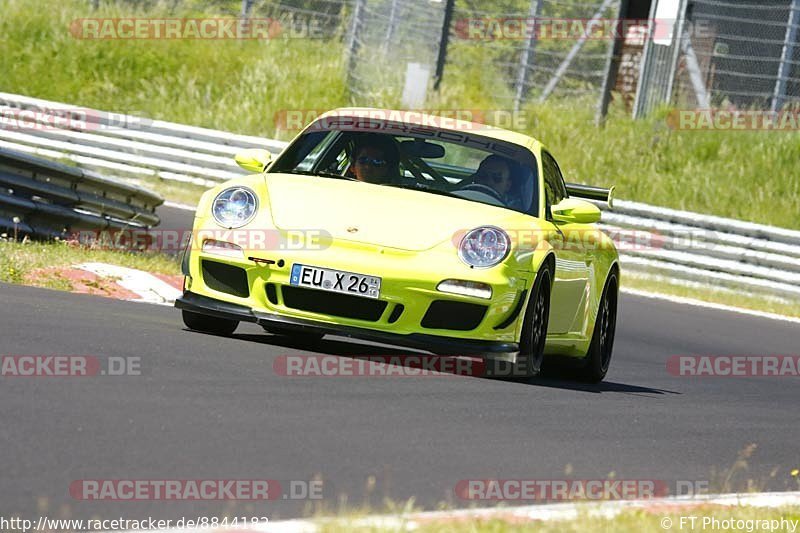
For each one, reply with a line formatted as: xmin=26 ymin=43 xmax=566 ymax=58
xmin=565 ymin=182 xmax=615 ymax=209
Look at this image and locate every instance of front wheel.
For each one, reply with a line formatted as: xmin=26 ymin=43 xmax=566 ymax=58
xmin=182 ymin=310 xmax=238 ymax=336
xmin=576 ymin=271 xmax=618 ymax=383
xmin=508 ymin=264 xmax=552 ymax=379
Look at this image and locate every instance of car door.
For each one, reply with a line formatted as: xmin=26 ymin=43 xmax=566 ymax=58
xmin=541 ymin=151 xmax=591 ymax=335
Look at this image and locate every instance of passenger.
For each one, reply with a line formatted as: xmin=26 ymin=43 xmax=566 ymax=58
xmin=460 ymin=155 xmax=521 ymax=208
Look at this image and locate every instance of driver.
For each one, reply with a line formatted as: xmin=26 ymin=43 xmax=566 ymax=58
xmin=349 ymin=135 xmax=401 ymax=184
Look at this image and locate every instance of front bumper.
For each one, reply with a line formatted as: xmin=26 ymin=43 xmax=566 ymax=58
xmin=176 ymin=291 xmax=518 ymax=354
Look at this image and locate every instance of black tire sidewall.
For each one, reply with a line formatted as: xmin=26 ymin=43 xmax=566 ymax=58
xmin=582 ymin=272 xmax=618 ymax=382
xmin=182 ymin=309 xmax=238 ymax=336
xmin=517 ymin=264 xmax=553 ymax=378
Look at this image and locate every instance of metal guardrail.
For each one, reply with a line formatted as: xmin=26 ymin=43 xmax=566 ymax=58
xmin=1 ymin=92 xmax=798 ymax=301
xmin=0 ymin=147 xmax=163 ymax=238
xmin=598 ymin=200 xmax=800 ymax=299
xmin=0 ymin=92 xmax=286 ymax=188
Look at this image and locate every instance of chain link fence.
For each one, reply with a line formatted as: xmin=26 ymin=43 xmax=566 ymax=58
xmin=638 ymin=0 xmax=800 ymax=116
xmin=91 ymin=0 xmax=800 ymax=117
xmin=344 ymin=0 xmax=621 ymax=110
xmin=676 ymin=0 xmax=800 ymax=111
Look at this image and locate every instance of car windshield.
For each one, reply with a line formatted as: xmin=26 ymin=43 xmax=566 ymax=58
xmin=269 ymin=125 xmax=539 ymax=215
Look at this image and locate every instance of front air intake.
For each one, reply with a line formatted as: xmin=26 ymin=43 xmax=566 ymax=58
xmin=201 ymin=260 xmax=249 ymax=298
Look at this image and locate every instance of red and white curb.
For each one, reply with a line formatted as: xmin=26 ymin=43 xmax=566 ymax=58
xmin=76 ymin=262 xmax=182 ymax=305
xmin=116 ymin=491 xmax=800 ymax=532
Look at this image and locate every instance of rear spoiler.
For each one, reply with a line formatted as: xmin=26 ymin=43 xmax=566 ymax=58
xmin=565 ymin=182 xmax=615 ymax=209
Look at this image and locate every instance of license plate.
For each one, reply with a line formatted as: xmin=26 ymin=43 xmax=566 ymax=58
xmin=290 ymin=264 xmax=381 ymax=299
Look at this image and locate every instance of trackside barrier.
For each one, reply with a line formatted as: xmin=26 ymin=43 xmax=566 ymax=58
xmin=0 ymin=147 xmax=162 ymax=238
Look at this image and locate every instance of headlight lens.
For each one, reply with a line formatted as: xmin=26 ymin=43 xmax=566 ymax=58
xmin=212 ymin=187 xmax=258 ymax=228
xmin=458 ymin=226 xmax=510 ymax=268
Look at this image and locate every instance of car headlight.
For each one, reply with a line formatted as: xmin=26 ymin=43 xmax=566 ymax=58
xmin=458 ymin=226 xmax=510 ymax=268
xmin=211 ymin=187 xmax=258 ymax=228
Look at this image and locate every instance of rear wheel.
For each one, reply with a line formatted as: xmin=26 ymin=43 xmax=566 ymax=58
xmin=576 ymin=271 xmax=618 ymax=383
xmin=182 ymin=310 xmax=238 ymax=336
xmin=516 ymin=265 xmax=552 ymax=378
xmin=262 ymin=325 xmax=325 ymax=343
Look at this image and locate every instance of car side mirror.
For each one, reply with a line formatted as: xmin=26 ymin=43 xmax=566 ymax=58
xmin=551 ymin=198 xmax=601 ymax=224
xmin=234 ymin=149 xmax=273 ymax=173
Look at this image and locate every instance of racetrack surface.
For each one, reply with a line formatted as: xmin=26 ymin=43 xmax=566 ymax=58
xmin=2 ymin=277 xmax=799 ymax=522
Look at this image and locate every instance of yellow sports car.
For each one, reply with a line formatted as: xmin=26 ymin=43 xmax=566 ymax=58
xmin=175 ymin=109 xmax=619 ymax=382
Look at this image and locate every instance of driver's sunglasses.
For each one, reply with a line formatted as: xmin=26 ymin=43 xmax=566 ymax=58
xmin=356 ymin=157 xmax=387 ymax=167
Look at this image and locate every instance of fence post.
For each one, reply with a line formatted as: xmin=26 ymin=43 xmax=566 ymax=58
xmin=680 ymin=31 xmax=711 ymax=109
xmin=595 ymin=0 xmax=630 ymax=126
xmin=433 ymin=0 xmax=456 ymax=90
xmin=240 ymin=0 xmax=254 ymax=20
xmin=772 ymin=0 xmax=800 ymax=112
xmin=633 ymin=0 xmax=665 ymax=119
xmin=383 ymin=0 xmax=399 ymax=54
xmin=664 ymin=0 xmax=688 ymax=105
xmin=513 ymin=0 xmax=544 ymax=113
xmin=346 ymin=0 xmax=366 ymax=90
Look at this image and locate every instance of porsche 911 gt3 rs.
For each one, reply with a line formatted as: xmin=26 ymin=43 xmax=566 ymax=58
xmin=175 ymin=109 xmax=619 ymax=382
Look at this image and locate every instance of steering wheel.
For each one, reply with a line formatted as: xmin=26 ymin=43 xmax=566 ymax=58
xmin=458 ymin=183 xmax=505 ymax=204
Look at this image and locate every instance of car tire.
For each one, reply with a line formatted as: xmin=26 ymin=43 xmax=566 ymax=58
xmin=575 ymin=271 xmax=618 ymax=383
xmin=262 ymin=326 xmax=325 ymax=343
xmin=508 ymin=263 xmax=552 ymax=379
xmin=182 ymin=310 xmax=238 ymax=336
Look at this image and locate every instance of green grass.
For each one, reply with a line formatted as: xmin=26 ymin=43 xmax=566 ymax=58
xmin=1 ymin=0 xmax=799 ymax=229
xmin=0 ymin=237 xmax=180 ymax=291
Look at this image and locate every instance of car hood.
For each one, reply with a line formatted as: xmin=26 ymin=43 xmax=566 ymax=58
xmin=264 ymin=173 xmax=530 ymax=251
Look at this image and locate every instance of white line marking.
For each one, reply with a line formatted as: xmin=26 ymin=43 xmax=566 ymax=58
xmin=163 ymin=200 xmax=196 ymax=212
xmin=621 ymin=288 xmax=800 ymax=324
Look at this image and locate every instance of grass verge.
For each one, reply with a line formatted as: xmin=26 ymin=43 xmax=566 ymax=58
xmin=622 ymin=273 xmax=800 ymax=319
xmin=317 ymin=505 xmax=800 ymax=532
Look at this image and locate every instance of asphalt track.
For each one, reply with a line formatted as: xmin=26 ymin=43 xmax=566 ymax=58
xmin=1 ymin=207 xmax=799 ymax=523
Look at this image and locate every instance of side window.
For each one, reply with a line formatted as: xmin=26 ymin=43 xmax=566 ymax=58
xmin=542 ymin=152 xmax=567 ymax=219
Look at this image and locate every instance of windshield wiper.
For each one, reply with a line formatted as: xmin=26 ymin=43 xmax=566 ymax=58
xmin=285 ymin=170 xmax=357 ymax=181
